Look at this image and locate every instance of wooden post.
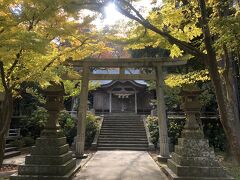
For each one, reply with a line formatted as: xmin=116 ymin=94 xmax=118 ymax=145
xmin=75 ymin=65 xmax=89 ymax=158
xmin=155 ymin=64 xmax=170 ymax=162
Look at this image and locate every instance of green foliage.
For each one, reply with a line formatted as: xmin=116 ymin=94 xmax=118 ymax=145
xmin=58 ymin=111 xmax=99 ymax=146
xmin=10 ymin=136 xmax=35 ymax=148
xmin=168 ymin=118 xmax=185 ymax=145
xmin=147 ymin=115 xmax=226 ymax=151
xmin=164 ymin=86 xmax=181 ymax=111
xmin=10 ymin=139 xmax=25 ymax=148
xmin=20 ymin=106 xmax=48 ymax=139
xmin=165 ymin=70 xmax=210 ymax=88
xmin=22 ymin=136 xmax=35 ymax=147
xmin=147 ymin=116 xmax=159 ymax=146
xmin=203 ymin=121 xmax=226 ymax=151
xmin=58 ymin=110 xmax=75 ymax=145
xmin=85 ymin=112 xmax=99 ymax=148
xmin=20 ymin=107 xmax=99 ymax=147
xmin=63 ymin=80 xmax=100 ymax=98
xmin=199 ymin=83 xmax=217 ymax=111
xmin=147 ymin=115 xmax=184 ymax=146
xmin=0 ymin=0 xmax=109 ymax=95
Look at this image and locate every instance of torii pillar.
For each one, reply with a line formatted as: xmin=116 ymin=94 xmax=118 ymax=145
xmin=75 ymin=64 xmax=89 ymax=158
xmin=155 ymin=64 xmax=170 ymax=162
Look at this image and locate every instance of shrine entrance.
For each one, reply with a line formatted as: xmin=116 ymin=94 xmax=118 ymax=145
xmin=111 ymin=87 xmax=136 ymax=113
xmin=65 ymin=57 xmax=186 ymax=160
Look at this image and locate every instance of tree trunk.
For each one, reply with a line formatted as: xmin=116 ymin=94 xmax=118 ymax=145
xmin=198 ymin=0 xmax=240 ymax=164
xmin=0 ymin=92 xmax=13 ymax=167
xmin=224 ymin=141 xmax=239 ymax=165
xmin=0 ymin=134 xmax=5 ymax=167
xmin=208 ymin=55 xmax=240 ymax=164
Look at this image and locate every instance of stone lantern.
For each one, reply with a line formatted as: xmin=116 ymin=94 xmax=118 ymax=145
xmin=41 ymin=83 xmax=64 ymax=137
xmin=11 ymin=83 xmax=78 ymax=180
xmin=163 ymin=88 xmax=233 ymax=180
xmin=180 ymin=89 xmax=204 ymax=138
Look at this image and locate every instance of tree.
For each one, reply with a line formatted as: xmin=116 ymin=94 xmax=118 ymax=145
xmin=0 ymin=0 xmax=107 ymax=166
xmin=78 ymin=0 xmax=240 ymax=163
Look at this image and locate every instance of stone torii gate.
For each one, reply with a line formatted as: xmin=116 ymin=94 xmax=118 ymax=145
xmin=66 ymin=57 xmax=186 ymax=161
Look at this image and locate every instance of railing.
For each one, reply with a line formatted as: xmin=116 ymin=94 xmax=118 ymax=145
xmin=167 ymin=111 xmax=219 ymax=120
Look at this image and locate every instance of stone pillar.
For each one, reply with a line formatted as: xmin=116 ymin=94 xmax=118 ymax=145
xmin=134 ymin=91 xmax=137 ymax=114
xmin=109 ymin=92 xmax=112 ymax=113
xmin=11 ymin=83 xmax=77 ymax=180
xmin=155 ymin=64 xmax=170 ymax=162
xmin=75 ymin=65 xmax=89 ymax=158
xmin=163 ymin=89 xmax=234 ymax=180
xmin=120 ymin=67 xmax=125 ymax=74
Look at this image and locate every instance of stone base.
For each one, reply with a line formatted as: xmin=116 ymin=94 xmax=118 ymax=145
xmin=75 ymin=154 xmax=88 ymax=159
xmin=10 ymin=132 xmax=77 ymax=180
xmin=157 ymin=155 xmax=170 ymax=163
xmin=162 ymin=166 xmax=234 ymax=180
xmin=10 ymin=161 xmax=81 ymax=180
xmin=166 ymin=129 xmax=234 ymax=179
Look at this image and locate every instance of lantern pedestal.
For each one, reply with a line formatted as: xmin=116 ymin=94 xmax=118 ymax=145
xmin=163 ymin=89 xmax=233 ymax=180
xmin=11 ymin=84 xmax=79 ymax=180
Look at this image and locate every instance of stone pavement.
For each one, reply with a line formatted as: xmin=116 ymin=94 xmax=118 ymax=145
xmin=3 ymin=154 xmax=26 ymax=165
xmin=73 ymin=151 xmax=168 ymax=180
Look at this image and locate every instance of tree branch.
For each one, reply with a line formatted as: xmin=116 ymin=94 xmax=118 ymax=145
xmin=0 ymin=61 xmax=8 ymax=91
xmin=6 ymin=49 xmax=22 ymax=78
xmin=42 ymin=38 xmax=90 ymax=71
xmin=118 ymin=0 xmax=146 ymax=22
xmin=114 ymin=0 xmax=206 ymax=58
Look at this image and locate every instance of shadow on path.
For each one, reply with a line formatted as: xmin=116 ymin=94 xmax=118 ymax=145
xmin=73 ymin=150 xmax=168 ymax=180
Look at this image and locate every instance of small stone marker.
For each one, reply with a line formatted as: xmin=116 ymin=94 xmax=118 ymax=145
xmin=11 ymin=83 xmax=77 ymax=180
xmin=163 ymin=88 xmax=234 ymax=180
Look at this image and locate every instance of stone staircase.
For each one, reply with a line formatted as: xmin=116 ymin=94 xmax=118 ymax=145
xmin=98 ymin=114 xmax=148 ymax=150
xmin=4 ymin=143 xmax=21 ymax=159
xmin=4 ymin=129 xmax=21 ymax=159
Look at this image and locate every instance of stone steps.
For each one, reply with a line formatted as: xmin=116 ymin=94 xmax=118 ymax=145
xmin=98 ymin=114 xmax=148 ymax=151
xmin=98 ymin=146 xmax=148 ymax=151
xmin=4 ymin=144 xmax=21 ymax=159
xmin=5 ymin=147 xmax=18 ymax=153
xmin=4 ymin=151 xmax=21 ymax=159
xmin=103 ymin=122 xmax=142 ymax=124
xmin=102 ymin=123 xmax=144 ymax=126
xmin=98 ymin=139 xmax=148 ymax=143
xmin=98 ymin=143 xmax=148 ymax=147
xmin=101 ymin=125 xmax=145 ymax=128
xmin=99 ymin=134 xmax=146 ymax=138
xmin=100 ymin=129 xmax=145 ymax=133
xmin=99 ymin=132 xmax=145 ymax=135
xmin=99 ymin=137 xmax=147 ymax=141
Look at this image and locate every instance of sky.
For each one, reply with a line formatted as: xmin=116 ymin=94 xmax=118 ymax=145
xmin=87 ymin=0 xmax=162 ymax=85
xmin=93 ymin=0 xmax=162 ymax=28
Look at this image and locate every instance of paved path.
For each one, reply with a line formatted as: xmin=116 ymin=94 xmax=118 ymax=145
xmin=74 ymin=151 xmax=168 ymax=180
